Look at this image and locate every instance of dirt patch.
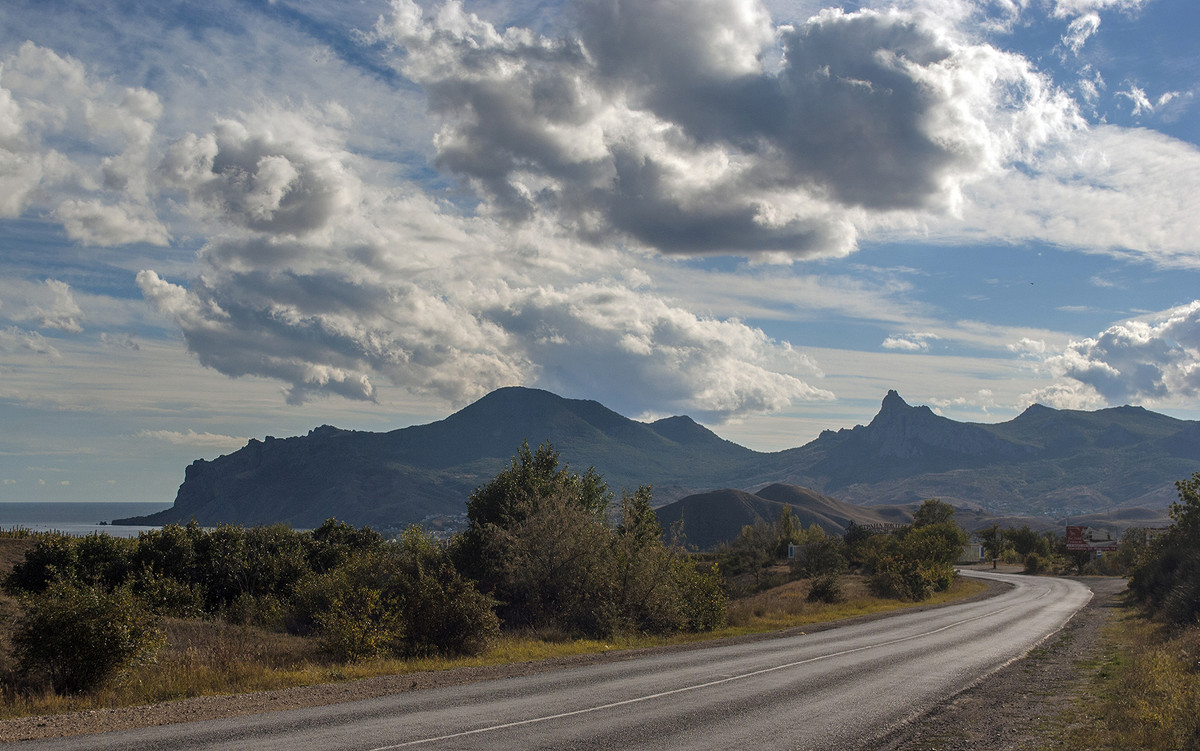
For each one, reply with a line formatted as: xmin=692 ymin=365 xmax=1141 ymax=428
xmin=0 ymin=539 xmax=35 ymax=576
xmin=869 ymin=575 xmax=1128 ymax=751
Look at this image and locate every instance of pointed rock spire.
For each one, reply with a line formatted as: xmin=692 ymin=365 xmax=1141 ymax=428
xmin=880 ymin=389 xmax=910 ymax=412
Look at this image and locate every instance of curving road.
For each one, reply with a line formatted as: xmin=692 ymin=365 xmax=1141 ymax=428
xmin=9 ymin=571 xmax=1092 ymax=751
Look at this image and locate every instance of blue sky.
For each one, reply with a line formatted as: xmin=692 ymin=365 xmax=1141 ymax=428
xmin=1 ymin=0 xmax=1198 ymax=503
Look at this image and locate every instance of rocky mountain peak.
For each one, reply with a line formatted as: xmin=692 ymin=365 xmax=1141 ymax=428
xmin=880 ymin=389 xmax=911 ymax=412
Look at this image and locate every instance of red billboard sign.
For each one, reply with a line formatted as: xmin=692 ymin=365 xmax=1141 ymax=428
xmin=1065 ymin=525 xmax=1119 ymax=552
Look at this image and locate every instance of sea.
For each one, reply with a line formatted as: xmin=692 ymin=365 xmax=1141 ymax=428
xmin=0 ymin=502 xmax=173 ymax=538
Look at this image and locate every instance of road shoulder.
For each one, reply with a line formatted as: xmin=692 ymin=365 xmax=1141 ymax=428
xmin=869 ymin=575 xmax=1127 ymax=751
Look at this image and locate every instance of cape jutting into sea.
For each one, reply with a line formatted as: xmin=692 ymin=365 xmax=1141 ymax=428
xmin=0 ymin=502 xmax=172 ymax=538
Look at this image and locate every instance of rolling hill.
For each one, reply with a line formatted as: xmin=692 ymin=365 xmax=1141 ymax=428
xmin=654 ymin=483 xmax=1171 ymax=551
xmin=652 ymin=485 xmax=909 ymax=550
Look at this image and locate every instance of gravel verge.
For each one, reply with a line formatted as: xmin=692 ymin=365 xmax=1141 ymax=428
xmin=869 ymin=574 xmax=1127 ymax=751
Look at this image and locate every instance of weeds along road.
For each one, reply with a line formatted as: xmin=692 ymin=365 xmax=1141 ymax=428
xmin=10 ymin=571 xmax=1092 ymax=751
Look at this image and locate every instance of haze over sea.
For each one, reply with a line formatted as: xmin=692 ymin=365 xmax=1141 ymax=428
xmin=0 ymin=502 xmax=171 ymax=538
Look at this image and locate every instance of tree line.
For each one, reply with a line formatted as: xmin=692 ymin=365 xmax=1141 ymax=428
xmin=1127 ymin=471 xmax=1200 ymax=625
xmin=2 ymin=442 xmax=724 ymax=695
xmin=718 ymin=497 xmax=969 ymax=603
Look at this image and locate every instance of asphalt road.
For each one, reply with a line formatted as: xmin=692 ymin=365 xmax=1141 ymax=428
xmin=9 ymin=571 xmax=1092 ymax=751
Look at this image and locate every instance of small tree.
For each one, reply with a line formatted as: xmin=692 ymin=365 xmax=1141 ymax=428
xmin=867 ymin=517 xmax=967 ymax=601
xmin=775 ymin=505 xmax=801 ymax=558
xmin=13 ymin=581 xmax=162 ymax=694
xmin=724 ymin=519 xmax=777 ymax=587
xmin=132 ymin=522 xmax=202 ymax=585
xmin=307 ymin=518 xmax=385 ymax=573
xmin=454 ymin=444 xmax=725 ymax=637
xmin=455 ymin=441 xmax=609 ymax=588
xmin=394 ymin=527 xmax=499 ymax=657
xmin=613 ymin=487 xmax=680 ymax=633
xmin=912 ymin=499 xmax=956 ymax=528
xmin=792 ymin=536 xmax=846 ymax=579
xmin=485 ymin=485 xmax=617 ymax=635
xmin=1002 ymin=526 xmax=1046 ymax=561
xmin=673 ymin=559 xmax=726 ymax=632
xmin=842 ymin=521 xmax=875 ymax=568
xmin=4 ymin=532 xmax=79 ymax=594
xmin=1129 ymin=472 xmax=1200 ymax=624
xmin=976 ymin=524 xmax=1008 ymax=569
xmin=1112 ymin=527 xmax=1151 ymax=575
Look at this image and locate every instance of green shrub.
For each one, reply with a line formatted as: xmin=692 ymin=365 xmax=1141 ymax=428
xmin=807 ymin=573 xmax=843 ymax=603
xmin=289 ymin=552 xmax=391 ymax=640
xmin=1023 ymin=552 xmax=1046 ymax=575
xmin=1131 ymin=473 xmax=1200 ymax=625
xmin=792 ymin=537 xmax=847 ymax=579
xmin=308 ymin=518 xmax=385 ymax=573
xmin=4 ymin=533 xmax=77 ymax=594
xmin=130 ymin=568 xmax=204 ymax=618
xmin=73 ymin=533 xmax=137 ymax=589
xmin=675 ymin=561 xmax=726 ymax=632
xmin=192 ymin=524 xmax=309 ymax=612
xmin=865 ymin=521 xmax=965 ymax=601
xmin=12 ymin=581 xmax=162 ymax=694
xmin=394 ymin=527 xmax=499 ymax=656
xmin=132 ymin=522 xmax=201 ymax=584
xmin=1162 ymin=577 xmax=1200 ymax=627
xmin=224 ymin=591 xmax=289 ymax=628
xmin=3 ymin=531 xmax=137 ymax=592
xmin=289 ymin=534 xmax=499 ymax=659
xmin=868 ymin=566 xmax=911 ymax=600
xmin=290 ymin=550 xmax=403 ymax=661
xmin=315 ymin=586 xmax=404 ymax=662
xmin=287 ymin=568 xmax=348 ymax=637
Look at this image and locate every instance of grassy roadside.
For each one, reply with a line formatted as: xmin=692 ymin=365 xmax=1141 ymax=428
xmin=1042 ymin=596 xmax=1200 ymax=750
xmin=0 ymin=574 xmax=985 ymax=721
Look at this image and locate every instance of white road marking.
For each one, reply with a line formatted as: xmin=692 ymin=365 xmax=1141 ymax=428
xmin=367 ymin=603 xmax=1013 ymax=750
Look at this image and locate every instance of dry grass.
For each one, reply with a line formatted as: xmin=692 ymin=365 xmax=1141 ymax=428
xmin=0 ymin=572 xmax=988 ymax=721
xmin=1044 ymin=605 xmax=1200 ymax=751
xmin=0 ymin=538 xmax=36 ymax=574
xmin=723 ymin=574 xmax=986 ymax=635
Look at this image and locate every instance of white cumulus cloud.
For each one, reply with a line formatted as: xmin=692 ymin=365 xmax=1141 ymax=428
xmin=951 ymin=126 xmax=1200 ymax=267
xmin=0 ymin=42 xmax=168 ymax=244
xmin=374 ymin=0 xmax=1083 ymax=258
xmin=159 ymin=115 xmax=358 ymax=236
xmin=137 ymin=104 xmax=833 ymax=420
xmin=1040 ymin=301 xmax=1200 ymax=405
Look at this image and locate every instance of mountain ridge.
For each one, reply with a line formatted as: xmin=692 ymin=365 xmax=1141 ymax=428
xmin=116 ymin=386 xmax=1200 ymax=529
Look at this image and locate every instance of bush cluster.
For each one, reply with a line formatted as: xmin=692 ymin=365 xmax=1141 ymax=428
xmin=712 ymin=498 xmax=970 ymax=605
xmin=860 ymin=501 xmax=967 ymax=601
xmin=11 ymin=581 xmax=162 ymax=694
xmin=452 ymin=442 xmax=725 ymax=638
xmin=3 ymin=519 xmax=500 ymax=692
xmin=4 ymin=443 xmax=725 ymax=696
xmin=1130 ymin=472 xmax=1200 ymax=625
xmin=719 ymin=506 xmax=841 ymax=595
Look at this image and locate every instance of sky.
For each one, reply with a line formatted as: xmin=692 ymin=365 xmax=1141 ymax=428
xmin=1 ymin=0 xmax=1198 ymax=503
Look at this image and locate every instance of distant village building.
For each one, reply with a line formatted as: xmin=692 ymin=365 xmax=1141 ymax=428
xmin=957 ymin=544 xmax=985 ymax=564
